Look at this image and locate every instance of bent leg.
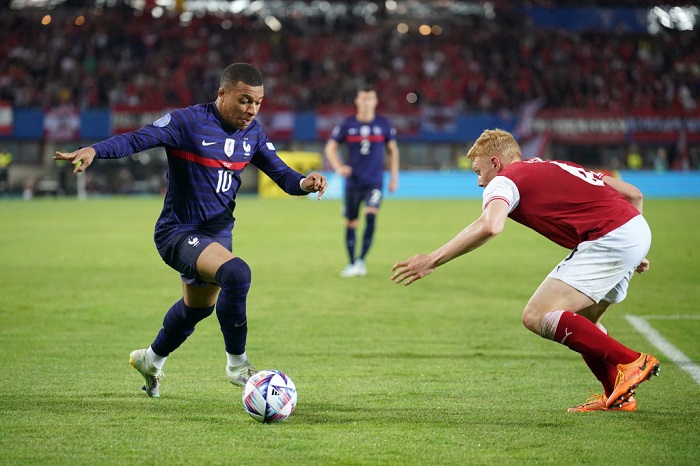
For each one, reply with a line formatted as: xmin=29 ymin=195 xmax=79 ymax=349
xmin=151 ymin=297 xmax=215 ymax=357
xmin=194 ymin=241 xmax=252 ymax=355
xmin=149 ymin=279 xmax=220 ymax=359
xmin=525 ymin=278 xmax=639 ymax=367
xmin=214 ymin=257 xmax=251 ymax=355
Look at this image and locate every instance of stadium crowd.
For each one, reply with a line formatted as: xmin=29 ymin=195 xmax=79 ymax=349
xmin=1 ymin=4 xmax=698 ymax=114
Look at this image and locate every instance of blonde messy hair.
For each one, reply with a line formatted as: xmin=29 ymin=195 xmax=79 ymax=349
xmin=466 ymin=129 xmax=522 ymax=163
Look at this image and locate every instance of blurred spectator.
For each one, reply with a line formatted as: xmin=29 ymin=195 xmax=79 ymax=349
xmin=0 ymin=145 xmax=12 ymax=194
xmin=626 ymin=144 xmax=643 ymax=169
xmin=654 ymin=147 xmax=668 ymax=172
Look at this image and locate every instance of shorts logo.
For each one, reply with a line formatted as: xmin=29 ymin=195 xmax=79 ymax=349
xmin=369 ymin=189 xmax=382 ymax=206
xmin=187 ymin=236 xmax=200 ymax=248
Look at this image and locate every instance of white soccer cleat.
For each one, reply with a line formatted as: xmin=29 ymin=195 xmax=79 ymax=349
xmin=340 ymin=262 xmax=359 ymax=277
xmin=354 ymin=259 xmax=367 ymax=276
xmin=340 ymin=260 xmax=366 ymax=277
xmin=129 ymin=348 xmax=163 ymax=398
xmin=227 ymin=362 xmax=258 ymax=388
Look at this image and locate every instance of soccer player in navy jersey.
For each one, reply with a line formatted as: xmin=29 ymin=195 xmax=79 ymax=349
xmin=54 ymin=63 xmax=327 ymax=397
xmin=324 ymin=84 xmax=400 ymax=277
xmin=391 ymin=129 xmax=659 ymax=412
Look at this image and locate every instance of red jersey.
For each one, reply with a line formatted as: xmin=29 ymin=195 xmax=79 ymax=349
xmin=482 ymin=158 xmax=640 ymax=249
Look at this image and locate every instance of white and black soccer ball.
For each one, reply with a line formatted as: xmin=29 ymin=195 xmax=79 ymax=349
xmin=242 ymin=370 xmax=297 ymax=423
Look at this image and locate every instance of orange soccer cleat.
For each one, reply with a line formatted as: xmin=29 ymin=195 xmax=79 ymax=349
xmin=606 ymin=353 xmax=660 ymax=409
xmin=567 ymin=394 xmax=637 ymax=412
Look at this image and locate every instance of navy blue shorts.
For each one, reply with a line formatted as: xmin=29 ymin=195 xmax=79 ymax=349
xmin=157 ymin=231 xmax=232 ymax=286
xmin=344 ymin=186 xmax=383 ymax=219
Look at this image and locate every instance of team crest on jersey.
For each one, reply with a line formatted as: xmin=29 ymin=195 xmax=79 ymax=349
xmin=373 ymin=126 xmax=383 ymax=135
xmin=153 ymin=113 xmax=171 ymax=127
xmin=360 ymin=125 xmax=371 ymax=137
xmin=243 ymin=140 xmax=251 ymax=157
xmin=224 ymin=139 xmax=235 ymax=157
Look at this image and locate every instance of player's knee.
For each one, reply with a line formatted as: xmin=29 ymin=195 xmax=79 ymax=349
xmin=215 ymin=257 xmax=252 ymax=291
xmin=521 ymin=305 xmax=543 ymax=335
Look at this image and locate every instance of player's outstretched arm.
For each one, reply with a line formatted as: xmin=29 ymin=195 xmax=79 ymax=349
xmin=301 ymin=172 xmax=328 ymax=200
xmin=54 ymin=147 xmax=96 ymax=174
xmin=391 ymin=200 xmax=509 ymax=286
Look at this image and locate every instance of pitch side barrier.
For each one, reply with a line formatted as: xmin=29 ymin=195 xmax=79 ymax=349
xmin=317 ymin=170 xmax=700 ymax=200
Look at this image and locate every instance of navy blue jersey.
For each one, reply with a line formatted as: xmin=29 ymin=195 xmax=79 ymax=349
xmin=331 ymin=115 xmax=396 ymax=188
xmin=92 ymin=102 xmax=306 ymax=247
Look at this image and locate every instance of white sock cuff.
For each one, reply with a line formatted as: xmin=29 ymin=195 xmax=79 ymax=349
xmin=540 ymin=310 xmax=565 ymax=340
xmin=226 ymin=351 xmax=248 ymax=367
xmin=147 ymin=346 xmax=167 ymax=370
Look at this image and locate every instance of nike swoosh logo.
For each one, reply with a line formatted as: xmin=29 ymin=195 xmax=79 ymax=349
xmin=202 ymin=140 xmax=217 ymax=146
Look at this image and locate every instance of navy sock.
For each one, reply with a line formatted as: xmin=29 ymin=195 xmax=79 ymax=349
xmin=360 ymin=214 xmax=376 ymax=259
xmin=345 ymin=227 xmax=356 ymax=263
xmin=151 ymin=298 xmax=215 ymax=357
xmin=215 ymin=257 xmax=251 ymax=355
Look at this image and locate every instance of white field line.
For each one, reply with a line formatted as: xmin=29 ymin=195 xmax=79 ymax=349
xmin=635 ymin=315 xmax=700 ymax=320
xmin=625 ymin=314 xmax=700 ymax=386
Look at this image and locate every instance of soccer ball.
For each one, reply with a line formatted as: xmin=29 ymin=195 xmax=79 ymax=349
xmin=242 ymin=370 xmax=297 ymax=423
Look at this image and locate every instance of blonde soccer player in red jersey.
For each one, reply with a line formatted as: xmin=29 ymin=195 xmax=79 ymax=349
xmin=391 ymin=128 xmax=659 ymax=412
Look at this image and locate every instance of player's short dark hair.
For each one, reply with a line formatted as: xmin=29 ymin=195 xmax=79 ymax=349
xmin=221 ymin=63 xmax=263 ymax=88
xmin=357 ymin=84 xmax=376 ymax=94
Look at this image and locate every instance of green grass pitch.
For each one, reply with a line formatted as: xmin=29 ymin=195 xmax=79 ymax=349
xmin=1 ymin=195 xmax=699 ymax=465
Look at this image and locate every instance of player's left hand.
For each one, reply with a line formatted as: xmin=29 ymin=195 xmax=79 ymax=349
xmin=389 ymin=178 xmax=398 ymax=193
xmin=391 ymin=254 xmax=436 ymax=286
xmin=54 ymin=147 xmax=96 ymax=174
xmin=302 ymin=172 xmax=328 ymax=200
xmin=635 ymin=257 xmax=650 ymax=274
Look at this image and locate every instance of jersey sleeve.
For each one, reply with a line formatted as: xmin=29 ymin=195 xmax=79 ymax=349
xmin=384 ymin=117 xmax=397 ymax=142
xmin=251 ymin=137 xmax=306 ymax=196
xmin=92 ymin=111 xmax=184 ymax=159
xmin=330 ymin=119 xmax=347 ymax=143
xmin=482 ymin=175 xmax=520 ymax=213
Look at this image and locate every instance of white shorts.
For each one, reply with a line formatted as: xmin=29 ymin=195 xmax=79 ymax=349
xmin=547 ymin=215 xmax=651 ymax=304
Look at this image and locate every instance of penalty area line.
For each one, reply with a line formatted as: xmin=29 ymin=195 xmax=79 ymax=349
xmin=626 ymin=314 xmax=700 ymax=386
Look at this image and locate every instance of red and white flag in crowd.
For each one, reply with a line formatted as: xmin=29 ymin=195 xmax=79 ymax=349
xmin=44 ymin=104 xmax=80 ymax=141
xmin=256 ymin=107 xmax=294 ymax=140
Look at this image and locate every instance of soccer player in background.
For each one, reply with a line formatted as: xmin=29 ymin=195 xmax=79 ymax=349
xmin=324 ymin=84 xmax=400 ymax=277
xmin=54 ymin=63 xmax=327 ymax=397
xmin=391 ymin=129 xmax=659 ymax=412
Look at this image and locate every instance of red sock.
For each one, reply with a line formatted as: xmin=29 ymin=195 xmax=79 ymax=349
xmin=580 ymin=323 xmax=618 ymax=396
xmin=581 ymin=354 xmax=618 ymax=396
xmin=554 ymin=311 xmax=639 ymax=366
